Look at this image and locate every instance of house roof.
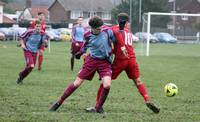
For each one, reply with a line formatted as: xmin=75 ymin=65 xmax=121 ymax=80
xmin=3 ymin=15 xmax=16 ymax=23
xmin=29 ymin=6 xmax=49 ymax=18
xmin=0 ymin=1 xmax=5 ymax=5
xmin=5 ymin=3 xmax=24 ymax=11
xmin=18 ymin=6 xmax=49 ymax=21
xmin=49 ymin=0 xmax=114 ymax=12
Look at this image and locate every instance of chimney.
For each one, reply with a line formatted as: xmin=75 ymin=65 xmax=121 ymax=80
xmin=26 ymin=0 xmax=31 ymax=8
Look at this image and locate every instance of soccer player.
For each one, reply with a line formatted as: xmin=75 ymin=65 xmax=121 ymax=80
xmin=86 ymin=13 xmax=160 ymax=113
xmin=70 ymin=17 xmax=85 ymax=71
xmin=49 ymin=16 xmax=115 ymax=113
xmin=16 ymin=20 xmax=48 ymax=84
xmin=30 ymin=12 xmax=46 ymax=70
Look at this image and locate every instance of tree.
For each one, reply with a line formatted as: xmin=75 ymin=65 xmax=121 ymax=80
xmin=0 ymin=0 xmax=13 ymax=3
xmin=111 ymin=0 xmax=170 ymax=32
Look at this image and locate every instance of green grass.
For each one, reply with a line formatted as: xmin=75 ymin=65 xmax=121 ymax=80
xmin=0 ymin=41 xmax=200 ymax=122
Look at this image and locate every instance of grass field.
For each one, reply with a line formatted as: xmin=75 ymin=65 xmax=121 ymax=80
xmin=0 ymin=41 xmax=200 ymax=122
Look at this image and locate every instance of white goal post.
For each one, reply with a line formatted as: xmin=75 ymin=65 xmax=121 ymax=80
xmin=144 ymin=12 xmax=200 ymax=56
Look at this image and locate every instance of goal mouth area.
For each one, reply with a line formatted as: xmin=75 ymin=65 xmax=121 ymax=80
xmin=142 ymin=12 xmax=200 ymax=56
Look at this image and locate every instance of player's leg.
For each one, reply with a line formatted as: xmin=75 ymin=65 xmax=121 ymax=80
xmin=126 ymin=59 xmax=160 ymax=113
xmin=134 ymin=78 xmax=160 ymax=113
xmin=86 ymin=60 xmax=112 ymax=113
xmin=70 ymin=54 xmax=75 ymax=71
xmin=87 ymin=59 xmax=124 ymax=111
xmin=95 ymin=76 xmax=111 ymax=113
xmin=95 ymin=81 xmax=103 ymax=107
xmin=70 ymin=42 xmax=75 ymax=71
xmin=49 ymin=56 xmax=96 ymax=111
xmin=86 ymin=76 xmax=111 ymax=113
xmin=71 ymin=42 xmax=84 ymax=71
xmin=17 ymin=51 xmax=35 ymax=84
xmin=38 ymin=47 xmax=44 ymax=70
xmin=49 ymin=77 xmax=84 ymax=111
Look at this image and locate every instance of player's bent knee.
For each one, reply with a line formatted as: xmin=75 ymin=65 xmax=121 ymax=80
xmin=30 ymin=64 xmax=35 ymax=68
xmin=73 ymin=77 xmax=84 ymax=87
xmin=101 ymin=76 xmax=111 ymax=89
xmin=103 ymin=84 xmax=110 ymax=89
xmin=134 ymin=78 xmax=142 ymax=85
xmin=39 ymin=50 xmax=44 ymax=55
xmin=102 ymin=81 xmax=111 ymax=89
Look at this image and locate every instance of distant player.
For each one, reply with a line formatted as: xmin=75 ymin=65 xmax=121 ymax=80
xmin=30 ymin=12 xmax=46 ymax=70
xmin=16 ymin=20 xmax=48 ymax=84
xmin=70 ymin=17 xmax=85 ymax=71
xmin=49 ymin=16 xmax=115 ymax=113
xmin=86 ymin=13 xmax=160 ymax=113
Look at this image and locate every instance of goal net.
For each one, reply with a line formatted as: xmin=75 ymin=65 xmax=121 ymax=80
xmin=138 ymin=12 xmax=200 ymax=56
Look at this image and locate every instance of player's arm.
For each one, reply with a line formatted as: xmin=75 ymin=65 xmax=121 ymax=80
xmin=18 ymin=30 xmax=33 ymax=50
xmin=40 ymin=33 xmax=49 ymax=48
xmin=118 ymin=34 xmax=129 ymax=58
xmin=113 ymin=28 xmax=129 ymax=58
xmin=19 ymin=38 xmax=27 ymax=50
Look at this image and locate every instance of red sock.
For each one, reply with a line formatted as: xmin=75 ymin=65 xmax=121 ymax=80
xmin=96 ymin=83 xmax=103 ymax=107
xmin=38 ymin=54 xmax=43 ymax=69
xmin=58 ymin=83 xmax=78 ymax=104
xmin=137 ymin=83 xmax=150 ymax=102
xmin=95 ymin=87 xmax=110 ymax=110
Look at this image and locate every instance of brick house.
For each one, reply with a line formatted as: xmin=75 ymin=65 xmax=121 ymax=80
xmin=18 ymin=6 xmax=49 ymax=21
xmin=48 ymin=0 xmax=114 ymax=24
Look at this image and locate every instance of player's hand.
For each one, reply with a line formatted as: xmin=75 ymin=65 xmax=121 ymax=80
xmin=21 ymin=44 xmax=27 ymax=50
xmin=122 ymin=49 xmax=129 ymax=59
xmin=121 ymin=46 xmax=129 ymax=59
xmin=75 ymin=51 xmax=83 ymax=59
xmin=82 ymin=53 xmax=88 ymax=60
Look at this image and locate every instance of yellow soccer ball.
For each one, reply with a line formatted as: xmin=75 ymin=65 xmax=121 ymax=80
xmin=164 ymin=83 xmax=178 ymax=97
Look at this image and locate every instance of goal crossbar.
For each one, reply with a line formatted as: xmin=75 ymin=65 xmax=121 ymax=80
xmin=144 ymin=12 xmax=200 ymax=56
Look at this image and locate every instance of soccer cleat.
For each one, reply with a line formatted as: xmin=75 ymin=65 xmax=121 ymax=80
xmin=85 ymin=106 xmax=104 ymax=114
xmin=16 ymin=76 xmax=23 ymax=84
xmin=146 ymin=102 xmax=160 ymax=114
xmin=49 ymin=102 xmax=61 ymax=111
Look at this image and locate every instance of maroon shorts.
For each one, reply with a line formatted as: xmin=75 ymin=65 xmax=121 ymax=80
xmin=112 ymin=58 xmax=140 ymax=80
xmin=24 ymin=50 xmax=37 ymax=67
xmin=71 ymin=41 xmax=84 ymax=55
xmin=78 ymin=55 xmax=112 ymax=80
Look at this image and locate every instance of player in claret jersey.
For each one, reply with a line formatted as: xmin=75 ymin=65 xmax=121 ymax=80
xmin=49 ymin=16 xmax=116 ymax=113
xmin=16 ymin=20 xmax=48 ymax=84
xmin=30 ymin=12 xmax=46 ymax=70
xmin=70 ymin=17 xmax=85 ymax=71
xmin=87 ymin=13 xmax=160 ymax=114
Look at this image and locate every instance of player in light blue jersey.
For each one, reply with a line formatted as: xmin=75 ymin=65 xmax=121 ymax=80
xmin=70 ymin=17 xmax=85 ymax=71
xmin=49 ymin=16 xmax=115 ymax=113
xmin=16 ymin=20 xmax=48 ymax=84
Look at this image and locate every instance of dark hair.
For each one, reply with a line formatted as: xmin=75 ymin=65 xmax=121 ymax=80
xmin=89 ymin=16 xmax=103 ymax=28
xmin=38 ymin=12 xmax=44 ymax=15
xmin=117 ymin=13 xmax=129 ymax=22
xmin=117 ymin=13 xmax=129 ymax=30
